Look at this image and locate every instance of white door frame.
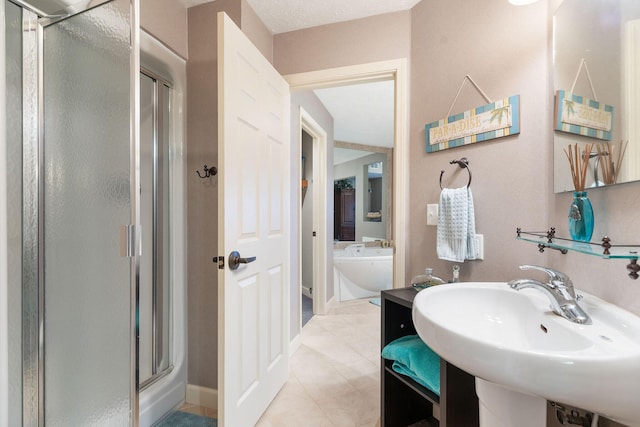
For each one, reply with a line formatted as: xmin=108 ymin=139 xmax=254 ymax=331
xmin=286 ymin=58 xmax=409 ymax=304
xmin=298 ymin=108 xmax=328 ymax=316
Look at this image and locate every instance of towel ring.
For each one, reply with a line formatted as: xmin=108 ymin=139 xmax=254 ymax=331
xmin=439 ymin=158 xmax=472 ymax=189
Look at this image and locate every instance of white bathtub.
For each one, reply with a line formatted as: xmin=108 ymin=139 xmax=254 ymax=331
xmin=333 ymin=244 xmax=394 ymax=301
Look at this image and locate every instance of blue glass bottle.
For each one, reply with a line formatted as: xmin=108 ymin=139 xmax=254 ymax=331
xmin=568 ymin=191 xmax=594 ymax=242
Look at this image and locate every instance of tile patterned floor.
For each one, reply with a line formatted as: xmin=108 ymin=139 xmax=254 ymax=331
xmin=257 ymin=299 xmax=381 ymax=427
xmin=178 ymin=403 xmax=218 ymax=419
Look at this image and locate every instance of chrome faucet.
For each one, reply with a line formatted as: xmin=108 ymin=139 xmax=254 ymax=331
xmin=508 ymin=265 xmax=592 ymax=325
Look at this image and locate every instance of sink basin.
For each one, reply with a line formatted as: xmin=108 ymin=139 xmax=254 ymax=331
xmin=412 ymin=282 xmax=640 ymax=427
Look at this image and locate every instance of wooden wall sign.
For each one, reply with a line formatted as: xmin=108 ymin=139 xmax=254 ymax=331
xmin=425 ymin=95 xmax=520 ymax=153
xmin=554 ymin=90 xmax=613 ymax=140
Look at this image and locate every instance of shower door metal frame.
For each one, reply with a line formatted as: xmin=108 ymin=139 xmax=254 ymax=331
xmin=17 ymin=0 xmax=140 ymax=425
xmin=139 ymin=67 xmax=174 ymax=391
xmin=19 ymin=5 xmax=40 ymax=426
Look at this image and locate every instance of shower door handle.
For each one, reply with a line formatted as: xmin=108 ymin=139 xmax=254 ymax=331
xmin=228 ymin=251 xmax=256 ymax=271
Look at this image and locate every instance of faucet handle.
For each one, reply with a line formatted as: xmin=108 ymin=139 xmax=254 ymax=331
xmin=518 ymin=265 xmax=575 ymax=296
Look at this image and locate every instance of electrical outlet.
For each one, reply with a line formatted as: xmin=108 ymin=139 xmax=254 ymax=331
xmin=475 ymin=234 xmax=484 ymax=260
xmin=427 ymin=204 xmax=438 ymax=226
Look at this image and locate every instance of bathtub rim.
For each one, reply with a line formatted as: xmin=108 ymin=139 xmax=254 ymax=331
xmin=333 ymin=247 xmax=394 ymax=301
xmin=333 ymin=245 xmax=394 ymax=260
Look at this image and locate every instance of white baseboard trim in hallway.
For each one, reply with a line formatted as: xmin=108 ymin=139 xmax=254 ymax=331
xmin=186 ymin=384 xmax=217 ymax=410
xmin=325 ymin=295 xmax=337 ymax=312
xmin=290 ymin=333 xmax=301 ymax=356
xmin=301 ymin=286 xmax=312 ymax=298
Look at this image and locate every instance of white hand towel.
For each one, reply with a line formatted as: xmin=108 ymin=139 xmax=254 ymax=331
xmin=437 ymin=187 xmax=478 ymax=262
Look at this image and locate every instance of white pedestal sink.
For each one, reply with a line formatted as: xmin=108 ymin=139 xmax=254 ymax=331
xmin=412 ymin=282 xmax=640 ymax=427
xmin=476 ymin=378 xmax=547 ymax=427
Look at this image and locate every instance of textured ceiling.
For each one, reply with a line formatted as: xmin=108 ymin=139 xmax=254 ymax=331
xmin=178 ymin=0 xmax=420 ymax=34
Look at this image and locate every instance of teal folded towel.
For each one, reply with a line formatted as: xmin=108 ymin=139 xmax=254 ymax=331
xmin=381 ymin=335 xmax=440 ymax=396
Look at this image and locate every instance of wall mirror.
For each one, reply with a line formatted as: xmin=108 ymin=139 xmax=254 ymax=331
xmin=554 ymin=0 xmax=640 ymax=193
xmin=333 ymin=142 xmax=392 ymax=242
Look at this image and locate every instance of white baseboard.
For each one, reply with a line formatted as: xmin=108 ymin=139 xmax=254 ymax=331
xmin=325 ymin=295 xmax=336 ymax=312
xmin=289 ymin=333 xmax=301 ymax=356
xmin=186 ymin=384 xmax=217 ymax=410
xmin=301 ymin=286 xmax=312 ymax=298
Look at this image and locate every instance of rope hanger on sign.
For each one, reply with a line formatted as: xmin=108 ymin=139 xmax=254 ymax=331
xmin=570 ymin=58 xmax=598 ymax=101
xmin=445 ymin=75 xmax=493 ymax=118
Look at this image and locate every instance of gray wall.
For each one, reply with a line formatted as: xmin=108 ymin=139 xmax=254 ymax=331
xmin=141 ymin=0 xmax=188 ymax=59
xmin=407 ymin=0 xmax=551 ymax=284
xmin=274 ymin=10 xmax=412 ymax=76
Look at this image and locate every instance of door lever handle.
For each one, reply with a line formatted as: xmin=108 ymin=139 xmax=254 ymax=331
xmin=228 ymin=250 xmax=256 ymax=270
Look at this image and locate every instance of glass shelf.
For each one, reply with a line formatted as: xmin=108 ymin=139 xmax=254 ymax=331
xmin=516 ymin=228 xmax=640 ymax=260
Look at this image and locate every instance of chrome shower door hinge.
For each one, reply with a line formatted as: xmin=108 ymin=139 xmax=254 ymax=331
xmin=120 ymin=224 xmax=136 ymax=258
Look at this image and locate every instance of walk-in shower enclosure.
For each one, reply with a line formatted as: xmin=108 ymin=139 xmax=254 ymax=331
xmin=3 ymin=1 xmax=188 ymax=424
xmin=4 ymin=0 xmax=139 ymax=425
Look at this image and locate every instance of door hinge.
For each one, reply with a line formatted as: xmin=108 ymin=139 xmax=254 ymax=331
xmin=312 ymin=231 xmax=317 ymax=236
xmin=213 ymin=256 xmax=225 ymax=269
xmin=120 ymin=224 xmax=136 ymax=258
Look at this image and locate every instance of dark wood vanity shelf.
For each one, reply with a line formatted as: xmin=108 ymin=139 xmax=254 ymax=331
xmin=516 ymin=228 xmax=640 ymax=279
xmin=381 ymin=288 xmax=479 ymax=427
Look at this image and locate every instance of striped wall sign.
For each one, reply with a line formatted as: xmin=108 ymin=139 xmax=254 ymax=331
xmin=554 ymin=90 xmax=613 ymax=141
xmin=425 ymin=95 xmax=520 ymax=153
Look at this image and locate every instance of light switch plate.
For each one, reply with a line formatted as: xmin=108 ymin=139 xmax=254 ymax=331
xmin=427 ymin=204 xmax=438 ymax=226
xmin=475 ymin=234 xmax=484 ymax=260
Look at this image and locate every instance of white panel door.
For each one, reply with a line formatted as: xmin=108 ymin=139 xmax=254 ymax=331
xmin=217 ymin=12 xmax=291 ymax=427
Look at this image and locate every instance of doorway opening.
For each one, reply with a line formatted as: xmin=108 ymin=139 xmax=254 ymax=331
xmin=288 ymin=58 xmax=409 ymax=332
xmin=298 ymin=108 xmax=329 ymax=320
xmin=300 ymin=129 xmax=314 ymax=327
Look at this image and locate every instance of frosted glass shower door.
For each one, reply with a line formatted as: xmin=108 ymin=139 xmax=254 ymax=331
xmin=42 ymin=0 xmax=135 ymax=425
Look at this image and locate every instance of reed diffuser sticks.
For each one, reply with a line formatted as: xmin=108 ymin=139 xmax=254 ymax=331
xmin=596 ymin=140 xmax=628 ymax=185
xmin=596 ymin=143 xmax=613 ymax=184
xmin=564 ymin=142 xmax=593 ymax=192
xmin=615 ymin=140 xmax=628 ymax=182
